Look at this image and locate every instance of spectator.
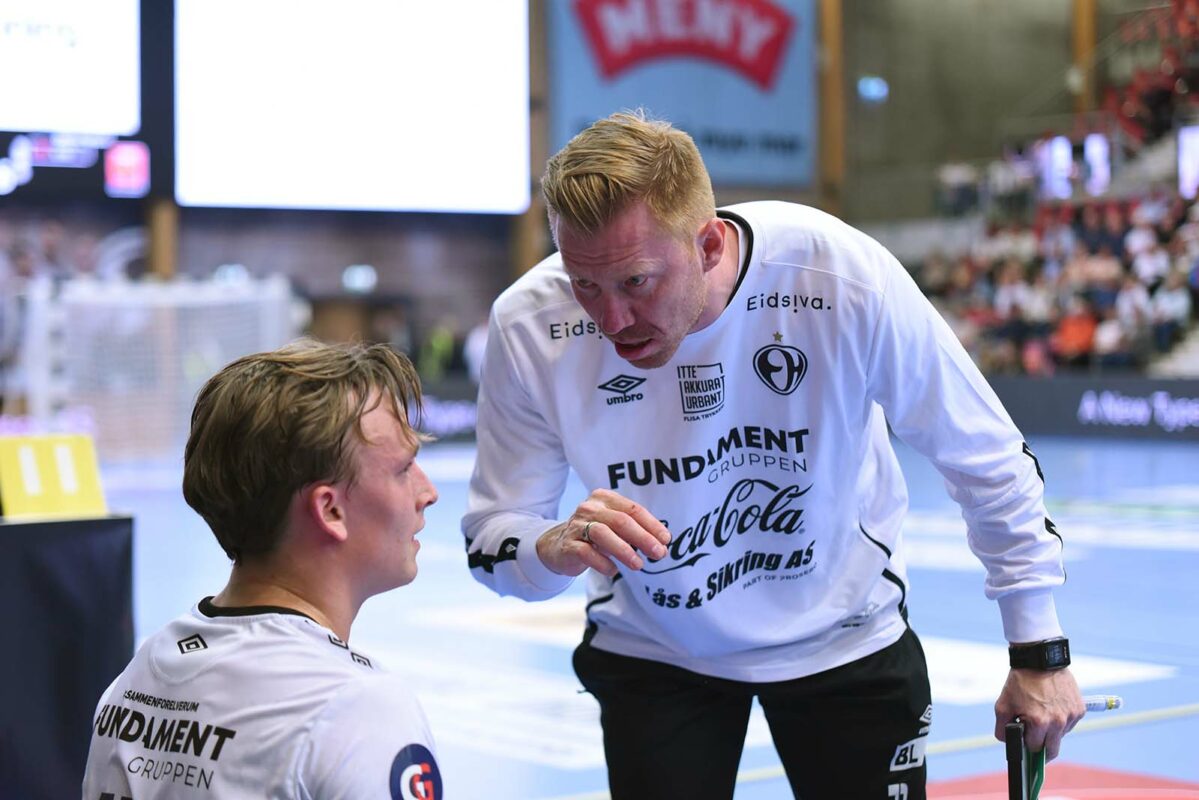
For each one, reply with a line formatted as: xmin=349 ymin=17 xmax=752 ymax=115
xmin=1101 ymin=204 xmax=1129 ymax=262
xmin=1152 ymin=270 xmax=1194 ymax=351
xmin=1023 ymin=271 xmax=1058 ymax=339
xmin=919 ymin=251 xmax=952 ymax=297
xmin=1075 ymin=204 xmax=1105 ymax=255
xmin=463 ymin=316 xmax=489 ymax=385
xmin=1115 ymin=272 xmax=1154 ymax=336
xmin=1081 ymin=245 xmax=1124 ymax=311
xmin=1093 ymin=307 xmax=1137 ymax=369
xmin=1124 ymin=208 xmax=1159 ymax=261
xmin=1137 ymin=184 xmax=1172 ymax=226
xmin=993 ymin=259 xmax=1032 ymax=322
xmin=1039 ymin=206 xmax=1077 ymax=264
xmin=1133 ymin=239 xmax=1172 ymax=292
xmin=1050 ymin=295 xmax=1098 ymax=368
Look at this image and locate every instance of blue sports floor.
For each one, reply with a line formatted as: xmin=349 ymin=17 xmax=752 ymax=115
xmin=109 ymin=436 xmax=1199 ymax=798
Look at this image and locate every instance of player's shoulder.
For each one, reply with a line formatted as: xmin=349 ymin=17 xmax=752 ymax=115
xmin=728 ymin=201 xmax=898 ymax=291
xmin=320 ymin=668 xmax=425 ymax=722
xmin=297 ymin=669 xmax=438 ymax=797
xmin=140 ymin=604 xmax=381 ymax=688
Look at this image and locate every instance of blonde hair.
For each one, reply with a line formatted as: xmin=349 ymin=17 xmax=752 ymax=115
xmin=541 ymin=110 xmax=716 ymax=240
xmin=183 ymin=338 xmax=424 ymax=563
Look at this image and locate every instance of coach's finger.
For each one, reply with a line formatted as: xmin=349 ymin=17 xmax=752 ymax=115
xmin=580 ymin=520 xmax=646 ymax=571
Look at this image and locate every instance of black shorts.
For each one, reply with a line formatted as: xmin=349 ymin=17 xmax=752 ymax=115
xmin=573 ymin=626 xmax=932 ymax=800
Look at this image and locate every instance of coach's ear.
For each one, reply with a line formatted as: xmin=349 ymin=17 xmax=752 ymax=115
xmin=697 ymin=216 xmax=727 ymax=273
xmin=304 ymin=483 xmax=350 ymax=543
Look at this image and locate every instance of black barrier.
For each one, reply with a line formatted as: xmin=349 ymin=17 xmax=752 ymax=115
xmin=421 ymin=378 xmax=480 ymax=442
xmin=419 ymin=376 xmax=1199 ymax=442
xmin=988 ymin=376 xmax=1199 ymax=441
xmin=0 ymin=516 xmax=134 ymax=800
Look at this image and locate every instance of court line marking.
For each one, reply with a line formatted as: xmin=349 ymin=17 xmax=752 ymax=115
xmin=534 ymin=702 xmax=1199 ymax=800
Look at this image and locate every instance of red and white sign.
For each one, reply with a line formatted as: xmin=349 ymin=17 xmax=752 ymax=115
xmin=573 ymin=0 xmax=796 ymax=89
xmin=104 ymin=140 xmax=150 ymax=198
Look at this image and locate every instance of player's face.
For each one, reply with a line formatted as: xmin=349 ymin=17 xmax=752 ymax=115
xmin=557 ymin=201 xmax=709 ymax=369
xmin=341 ymin=399 xmax=437 ymax=590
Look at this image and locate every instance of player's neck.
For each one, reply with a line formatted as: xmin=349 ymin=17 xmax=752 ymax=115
xmin=213 ymin=566 xmax=356 ymax=642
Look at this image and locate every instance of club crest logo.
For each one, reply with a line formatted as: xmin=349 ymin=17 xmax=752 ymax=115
xmin=753 ymin=338 xmax=807 ymax=395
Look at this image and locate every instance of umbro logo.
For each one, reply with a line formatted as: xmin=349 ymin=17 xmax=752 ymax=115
xmin=177 ymin=634 xmax=207 ymax=654
xmin=329 ymin=633 xmax=372 ymax=668
xmin=598 ymin=374 xmax=645 ymax=406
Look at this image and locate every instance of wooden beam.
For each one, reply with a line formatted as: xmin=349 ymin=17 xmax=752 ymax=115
xmin=511 ymin=0 xmax=550 ymax=278
xmin=147 ymin=198 xmax=178 ymax=279
xmin=818 ymin=0 xmax=845 ymax=216
xmin=1072 ymin=0 xmax=1098 ymax=113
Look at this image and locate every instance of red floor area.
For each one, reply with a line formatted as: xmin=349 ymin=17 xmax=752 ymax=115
xmin=930 ymin=763 xmax=1199 ymax=798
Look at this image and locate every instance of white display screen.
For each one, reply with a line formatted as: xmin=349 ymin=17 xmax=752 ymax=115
xmin=174 ymin=0 xmax=530 ymax=214
xmin=0 ymin=0 xmax=140 ymax=136
xmin=1180 ymin=125 xmax=1199 ymax=200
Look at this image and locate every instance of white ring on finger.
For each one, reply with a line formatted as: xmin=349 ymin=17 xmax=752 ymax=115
xmin=581 ymin=520 xmax=596 ymax=544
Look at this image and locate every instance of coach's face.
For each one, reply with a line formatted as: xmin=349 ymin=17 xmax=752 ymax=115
xmin=557 ymin=200 xmax=727 ymax=369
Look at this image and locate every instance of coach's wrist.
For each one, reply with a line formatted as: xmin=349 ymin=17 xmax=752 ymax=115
xmin=521 ymin=527 xmax=576 ymax=594
xmin=997 ymin=589 xmax=1063 ymax=644
xmin=1009 ymin=637 xmax=1071 ymax=671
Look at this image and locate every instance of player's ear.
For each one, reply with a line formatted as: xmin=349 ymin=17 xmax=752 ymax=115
xmin=304 ymin=483 xmax=349 ymax=543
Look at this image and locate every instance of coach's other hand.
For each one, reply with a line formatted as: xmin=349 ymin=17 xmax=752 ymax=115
xmin=536 ymin=489 xmax=672 ymax=578
xmin=993 ymin=667 xmax=1085 ymax=761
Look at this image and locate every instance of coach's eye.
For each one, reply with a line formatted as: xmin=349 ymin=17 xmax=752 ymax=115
xmin=625 ymin=275 xmax=647 ymax=288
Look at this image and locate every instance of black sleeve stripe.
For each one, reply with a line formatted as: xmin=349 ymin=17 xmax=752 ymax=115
xmin=465 ymin=536 xmax=521 ymax=574
xmin=857 ymin=522 xmax=893 ymax=559
xmin=882 ymin=568 xmax=909 ymax=622
xmin=1022 ymin=442 xmax=1045 ymax=483
xmin=585 ymin=574 xmax=622 ymax=616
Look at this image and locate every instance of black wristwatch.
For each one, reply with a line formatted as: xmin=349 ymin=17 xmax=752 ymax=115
xmin=1009 ymin=637 xmax=1071 ymax=670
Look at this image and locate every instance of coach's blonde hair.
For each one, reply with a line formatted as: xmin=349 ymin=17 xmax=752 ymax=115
xmin=541 ymin=110 xmax=716 ymax=240
xmin=183 ymin=338 xmax=425 ymax=563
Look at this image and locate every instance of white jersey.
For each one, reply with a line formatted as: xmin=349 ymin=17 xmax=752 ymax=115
xmin=82 ymin=599 xmax=440 ymax=799
xmin=464 ymin=201 xmax=1066 ymax=683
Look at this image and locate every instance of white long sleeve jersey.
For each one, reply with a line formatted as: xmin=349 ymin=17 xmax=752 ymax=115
xmin=82 ymin=599 xmax=440 ymax=799
xmin=464 ymin=201 xmax=1065 ymax=683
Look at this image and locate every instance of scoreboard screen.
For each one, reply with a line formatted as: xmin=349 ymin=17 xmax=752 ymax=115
xmin=174 ymin=0 xmax=530 ymax=214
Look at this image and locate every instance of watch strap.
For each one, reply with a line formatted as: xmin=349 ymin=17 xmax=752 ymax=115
xmin=1009 ymin=637 xmax=1071 ymax=670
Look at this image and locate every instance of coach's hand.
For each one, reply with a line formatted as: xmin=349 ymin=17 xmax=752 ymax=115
xmin=993 ymin=667 xmax=1085 ymax=761
xmin=537 ymin=489 xmax=672 ymax=578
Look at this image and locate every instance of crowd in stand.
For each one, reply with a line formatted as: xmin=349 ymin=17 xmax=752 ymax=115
xmin=914 ymin=190 xmax=1198 ymax=375
xmin=1105 ymin=0 xmax=1199 ymax=149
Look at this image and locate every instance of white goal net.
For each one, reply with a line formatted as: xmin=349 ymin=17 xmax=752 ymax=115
xmin=19 ymin=275 xmax=300 ymax=461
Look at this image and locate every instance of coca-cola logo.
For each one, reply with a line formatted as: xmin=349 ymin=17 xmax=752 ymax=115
xmin=643 ymin=477 xmax=810 ymax=574
xmin=573 ymin=0 xmax=797 ymax=90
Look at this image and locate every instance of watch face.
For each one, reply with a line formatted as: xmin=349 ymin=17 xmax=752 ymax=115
xmin=1046 ymin=640 xmax=1069 ymax=665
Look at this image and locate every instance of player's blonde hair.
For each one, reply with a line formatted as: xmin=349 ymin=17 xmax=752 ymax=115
xmin=541 ymin=110 xmax=716 ymax=241
xmin=183 ymin=338 xmax=425 ymax=563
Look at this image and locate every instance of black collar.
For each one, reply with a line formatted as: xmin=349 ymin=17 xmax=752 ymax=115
xmin=198 ymin=595 xmax=317 ymax=622
xmin=717 ymin=209 xmax=754 ymax=308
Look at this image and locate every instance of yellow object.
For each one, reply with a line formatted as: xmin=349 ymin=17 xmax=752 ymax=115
xmin=0 ymin=434 xmax=108 ymax=518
